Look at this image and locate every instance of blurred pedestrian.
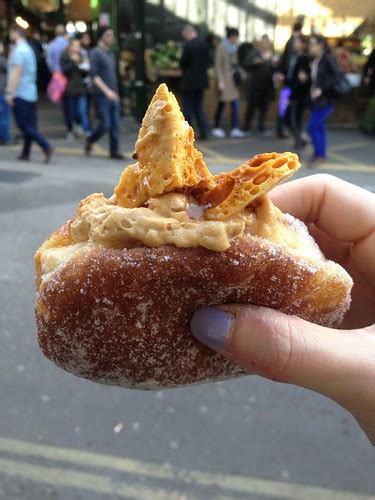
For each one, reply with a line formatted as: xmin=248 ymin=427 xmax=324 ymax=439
xmin=307 ymin=34 xmax=339 ymax=166
xmin=335 ymin=41 xmax=353 ymax=74
xmin=362 ymin=49 xmax=375 ymax=97
xmin=77 ymin=32 xmax=93 ymax=128
xmin=46 ymin=25 xmax=67 ymax=74
xmin=85 ymin=27 xmax=124 ymax=160
xmin=0 ymin=41 xmax=10 ymax=144
xmin=60 ymin=38 xmax=91 ymax=142
xmin=286 ymin=34 xmax=310 ymax=150
xmin=275 ymin=22 xmax=303 ymax=138
xmin=5 ymin=24 xmax=53 ymax=162
xmin=180 ymin=24 xmax=209 ymax=140
xmin=79 ymin=32 xmax=93 ymax=60
xmin=242 ymin=35 xmax=275 ymax=135
xmin=212 ymin=27 xmax=245 ymax=138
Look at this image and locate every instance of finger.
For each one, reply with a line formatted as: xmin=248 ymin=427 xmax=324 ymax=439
xmin=190 ymin=305 xmax=375 ymax=408
xmin=269 ymin=174 xmax=375 ymax=243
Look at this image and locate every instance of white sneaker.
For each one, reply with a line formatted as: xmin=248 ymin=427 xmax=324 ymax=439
xmin=66 ymin=132 xmax=74 ymax=142
xmin=229 ymin=128 xmax=246 ymax=138
xmin=211 ymin=127 xmax=226 ymax=138
xmin=73 ymin=124 xmax=85 ymax=137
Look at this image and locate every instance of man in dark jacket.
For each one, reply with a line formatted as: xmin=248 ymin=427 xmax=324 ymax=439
xmin=180 ymin=24 xmax=209 ymax=140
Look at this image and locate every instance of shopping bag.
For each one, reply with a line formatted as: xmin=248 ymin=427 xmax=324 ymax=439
xmin=47 ymin=71 xmax=67 ymax=104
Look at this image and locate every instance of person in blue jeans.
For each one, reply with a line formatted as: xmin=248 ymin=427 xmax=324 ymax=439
xmin=6 ymin=24 xmax=53 ymax=162
xmin=0 ymin=42 xmax=10 ymax=144
xmin=60 ymin=38 xmax=91 ymax=141
xmin=85 ymin=27 xmax=124 ymax=160
xmin=307 ymin=35 xmax=339 ymax=166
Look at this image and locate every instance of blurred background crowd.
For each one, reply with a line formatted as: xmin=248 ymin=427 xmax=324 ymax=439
xmin=0 ymin=0 xmax=374 ymax=164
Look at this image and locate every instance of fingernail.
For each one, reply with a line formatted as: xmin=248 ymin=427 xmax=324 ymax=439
xmin=190 ymin=307 xmax=234 ymax=351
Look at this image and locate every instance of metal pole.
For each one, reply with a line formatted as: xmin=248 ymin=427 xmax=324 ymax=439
xmin=134 ymin=0 xmax=146 ymax=122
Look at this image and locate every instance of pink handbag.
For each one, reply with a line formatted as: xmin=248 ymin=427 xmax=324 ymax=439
xmin=47 ymin=71 xmax=67 ymax=103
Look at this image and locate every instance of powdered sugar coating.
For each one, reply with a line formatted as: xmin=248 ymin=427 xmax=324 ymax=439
xmin=35 ymin=233 xmax=352 ymax=389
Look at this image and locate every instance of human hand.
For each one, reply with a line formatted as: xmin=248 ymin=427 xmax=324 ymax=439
xmin=106 ymin=89 xmax=119 ymax=101
xmin=298 ymin=70 xmax=308 ymax=82
xmin=70 ymin=53 xmax=80 ymax=63
xmin=363 ymin=76 xmax=370 ymax=86
xmin=5 ymin=92 xmax=14 ymax=107
xmin=191 ymin=175 xmax=375 ymax=444
xmin=218 ymin=81 xmax=225 ymax=92
xmin=311 ymin=87 xmax=322 ymax=99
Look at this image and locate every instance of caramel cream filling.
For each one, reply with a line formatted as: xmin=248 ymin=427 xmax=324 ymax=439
xmin=39 ymin=194 xmax=323 ymax=276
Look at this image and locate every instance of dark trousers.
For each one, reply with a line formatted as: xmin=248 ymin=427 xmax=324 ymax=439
xmin=87 ymin=95 xmax=120 ymax=155
xmin=214 ymin=99 xmax=239 ymax=130
xmin=243 ymin=90 xmax=271 ymax=132
xmin=307 ymin=103 xmax=334 ymax=158
xmin=289 ymin=96 xmax=307 ymax=148
xmin=13 ymin=97 xmax=49 ymax=157
xmin=182 ymin=89 xmax=207 ymax=139
xmin=0 ymin=94 xmax=10 ymax=143
xmin=62 ymin=95 xmax=91 ymax=134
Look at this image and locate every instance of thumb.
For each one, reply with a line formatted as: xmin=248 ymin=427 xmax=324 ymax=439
xmin=190 ymin=305 xmax=375 ymax=407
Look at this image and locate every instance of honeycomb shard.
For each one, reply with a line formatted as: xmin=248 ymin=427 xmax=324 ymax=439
xmin=114 ymin=83 xmax=213 ymax=208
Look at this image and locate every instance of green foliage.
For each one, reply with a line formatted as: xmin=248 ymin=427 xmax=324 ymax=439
xmin=151 ymin=41 xmax=182 ymax=69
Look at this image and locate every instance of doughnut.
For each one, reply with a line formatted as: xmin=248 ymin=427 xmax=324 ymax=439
xmin=34 ymin=84 xmax=353 ymax=389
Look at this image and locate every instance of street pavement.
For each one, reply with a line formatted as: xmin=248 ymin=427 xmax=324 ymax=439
xmin=0 ymin=106 xmax=375 ymax=500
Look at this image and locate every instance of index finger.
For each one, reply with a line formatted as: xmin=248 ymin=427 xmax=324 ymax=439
xmin=269 ymin=174 xmax=375 ymax=243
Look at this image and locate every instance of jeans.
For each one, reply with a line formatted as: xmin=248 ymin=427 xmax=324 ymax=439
xmin=307 ymin=103 xmax=334 ymax=158
xmin=0 ymin=94 xmax=10 ymax=143
xmin=87 ymin=95 xmax=120 ymax=155
xmin=289 ymin=96 xmax=307 ymax=148
xmin=243 ymin=90 xmax=271 ymax=132
xmin=62 ymin=95 xmax=91 ymax=134
xmin=214 ymin=99 xmax=239 ymax=130
xmin=13 ymin=97 xmax=50 ymax=157
xmin=182 ymin=90 xmax=207 ymax=139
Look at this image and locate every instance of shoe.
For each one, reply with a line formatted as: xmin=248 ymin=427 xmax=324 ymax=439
xmin=211 ymin=128 xmax=226 ymax=138
xmin=84 ymin=140 xmax=92 ymax=156
xmin=307 ymin=156 xmax=325 ymax=168
xmin=44 ymin=146 xmax=54 ymax=164
xmin=276 ymin=131 xmax=288 ymax=139
xmin=260 ymin=129 xmax=273 ymax=137
xmin=66 ymin=132 xmax=74 ymax=142
xmin=73 ymin=124 xmax=84 ymax=137
xmin=110 ymin=153 xmax=125 ymax=160
xmin=229 ymin=128 xmax=246 ymax=138
xmin=17 ymin=154 xmax=29 ymax=161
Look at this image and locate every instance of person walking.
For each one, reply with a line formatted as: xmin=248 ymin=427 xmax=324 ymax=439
xmin=60 ymin=38 xmax=91 ymax=142
xmin=285 ymin=34 xmax=310 ymax=150
xmin=46 ymin=25 xmax=67 ymax=74
xmin=0 ymin=41 xmax=10 ymax=144
xmin=242 ymin=36 xmax=275 ymax=135
xmin=275 ymin=22 xmax=303 ymax=139
xmin=362 ymin=49 xmax=375 ymax=97
xmin=212 ymin=27 xmax=245 ymax=138
xmin=5 ymin=24 xmax=53 ymax=162
xmin=180 ymin=24 xmax=209 ymax=140
xmin=85 ymin=26 xmax=124 ymax=160
xmin=307 ymin=34 xmax=339 ymax=166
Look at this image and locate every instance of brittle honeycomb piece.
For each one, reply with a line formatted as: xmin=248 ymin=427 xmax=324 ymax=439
xmin=114 ymin=84 xmax=213 ymax=208
xmin=202 ymin=152 xmax=300 ymax=220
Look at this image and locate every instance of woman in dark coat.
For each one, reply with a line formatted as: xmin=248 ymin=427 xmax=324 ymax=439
xmin=285 ymin=34 xmax=311 ymax=150
xmin=307 ymin=34 xmax=339 ymax=166
xmin=60 ymin=38 xmax=91 ymax=141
